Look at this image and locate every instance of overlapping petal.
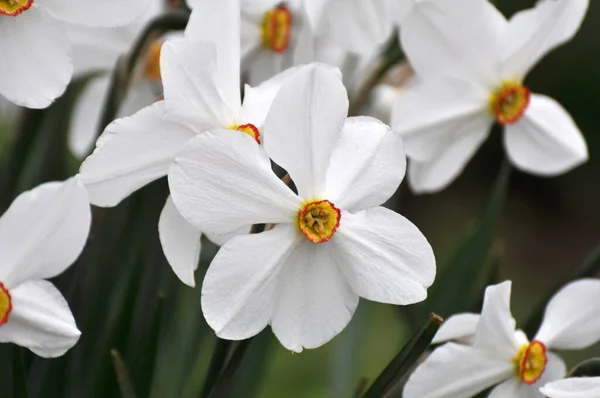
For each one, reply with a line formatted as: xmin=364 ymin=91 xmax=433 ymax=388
xmin=0 ymin=177 xmax=90 ymax=289
xmin=38 ymin=0 xmax=149 ymax=27
xmin=168 ymin=130 xmax=300 ymax=235
xmin=540 ymin=377 xmax=600 ymax=398
xmin=504 ymin=95 xmax=588 ymax=176
xmin=432 ymin=313 xmax=480 ymax=345
xmin=79 ymin=102 xmax=195 ymax=207
xmin=331 ymin=207 xmax=435 ymax=305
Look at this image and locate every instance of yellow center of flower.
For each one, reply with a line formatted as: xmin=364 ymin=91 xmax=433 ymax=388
xmin=297 ymin=200 xmax=341 ymax=243
xmin=0 ymin=0 xmax=32 ymax=16
xmin=489 ymin=81 xmax=531 ymax=125
xmin=229 ymin=123 xmax=261 ymax=144
xmin=512 ymin=340 xmax=547 ymax=385
xmin=261 ymin=5 xmax=292 ymax=53
xmin=143 ymin=41 xmax=164 ymax=82
xmin=0 ymin=282 xmax=12 ymax=326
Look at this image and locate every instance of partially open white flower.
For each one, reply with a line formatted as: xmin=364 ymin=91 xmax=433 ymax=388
xmin=168 ymin=64 xmax=436 ymax=352
xmin=541 ymin=377 xmax=600 ymax=398
xmin=392 ymin=0 xmax=589 ymax=193
xmin=0 ymin=0 xmax=150 ymax=108
xmin=404 ymin=279 xmax=600 ymax=398
xmin=0 ymin=176 xmax=91 ymax=357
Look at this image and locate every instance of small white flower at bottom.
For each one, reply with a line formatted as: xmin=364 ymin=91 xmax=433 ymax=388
xmin=540 ymin=377 xmax=600 ymax=398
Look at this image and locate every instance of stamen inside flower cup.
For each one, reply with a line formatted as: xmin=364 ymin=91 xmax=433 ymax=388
xmin=143 ymin=41 xmax=164 ymax=82
xmin=0 ymin=282 xmax=12 ymax=326
xmin=261 ymin=5 xmax=292 ymax=53
xmin=489 ymin=81 xmax=531 ymax=125
xmin=512 ymin=340 xmax=548 ymax=384
xmin=230 ymin=123 xmax=261 ymax=144
xmin=297 ymin=200 xmax=341 ymax=243
xmin=0 ymin=0 xmax=33 ymax=16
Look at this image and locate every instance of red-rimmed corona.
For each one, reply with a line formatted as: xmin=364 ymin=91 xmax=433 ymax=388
xmin=261 ymin=5 xmax=292 ymax=53
xmin=296 ymin=200 xmax=341 ymax=243
xmin=231 ymin=123 xmax=261 ymax=144
xmin=0 ymin=282 xmax=11 ymax=326
xmin=512 ymin=340 xmax=548 ymax=385
xmin=143 ymin=41 xmax=164 ymax=83
xmin=489 ymin=81 xmax=531 ymax=125
xmin=0 ymin=0 xmax=33 ymax=17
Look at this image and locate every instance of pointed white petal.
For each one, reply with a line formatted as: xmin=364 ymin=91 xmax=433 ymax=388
xmin=403 ymin=342 xmax=513 ymax=398
xmin=160 ymin=39 xmax=234 ymax=130
xmin=324 ymin=117 xmax=406 ymax=211
xmin=270 ymin=238 xmax=359 ymax=352
xmin=473 ymin=281 xmax=520 ymax=358
xmin=0 ymin=9 xmax=72 ymax=109
xmin=0 ymin=280 xmax=80 ymax=358
xmin=168 ymin=130 xmax=300 ymax=235
xmin=501 ymin=0 xmax=589 ymax=79
xmin=204 ymin=225 xmax=252 ymax=247
xmin=263 ymin=64 xmax=348 ymax=199
xmin=400 ymin=0 xmax=506 ymax=86
xmin=0 ymin=177 xmax=90 ymax=288
xmin=505 ymin=95 xmax=588 ymax=176
xmin=79 ymin=102 xmax=195 ymax=207
xmin=201 ymin=224 xmax=299 ymax=341
xmin=432 ymin=313 xmax=480 ymax=345
xmin=488 ymin=379 xmax=523 ymax=398
xmin=540 ymin=377 xmax=600 ymax=398
xmin=534 ymin=279 xmax=600 ymax=350
xmin=391 ymin=78 xmax=490 ymax=162
xmin=332 ymin=207 xmax=435 ymax=305
xmin=159 ymin=196 xmax=201 ymax=287
xmin=69 ymin=74 xmax=111 ymax=158
xmin=185 ymin=0 xmax=241 ymax=110
xmin=38 ymin=0 xmax=149 ymax=27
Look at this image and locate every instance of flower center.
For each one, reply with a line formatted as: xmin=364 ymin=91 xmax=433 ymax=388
xmin=297 ymin=200 xmax=341 ymax=243
xmin=512 ymin=340 xmax=547 ymax=385
xmin=143 ymin=41 xmax=164 ymax=82
xmin=0 ymin=0 xmax=33 ymax=17
xmin=0 ymin=282 xmax=12 ymax=326
xmin=261 ymin=5 xmax=292 ymax=53
xmin=489 ymin=81 xmax=530 ymax=125
xmin=230 ymin=123 xmax=261 ymax=144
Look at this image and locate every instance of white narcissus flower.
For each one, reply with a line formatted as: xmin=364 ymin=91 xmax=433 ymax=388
xmin=79 ymin=0 xmax=305 ymax=287
xmin=0 ymin=0 xmax=150 ymax=109
xmin=541 ymin=377 xmax=600 ymax=398
xmin=392 ymin=0 xmax=589 ymax=194
xmin=404 ymin=279 xmax=600 ymax=398
xmin=0 ymin=175 xmax=91 ymax=357
xmin=168 ymin=64 xmax=436 ymax=352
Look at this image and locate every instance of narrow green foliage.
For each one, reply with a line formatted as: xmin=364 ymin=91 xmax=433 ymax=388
xmin=111 ymin=350 xmax=138 ymax=398
xmin=11 ymin=346 xmax=29 ymax=398
xmin=209 ymin=338 xmax=255 ymax=398
xmin=568 ymin=358 xmax=600 ymax=377
xmin=200 ymin=338 xmax=234 ymax=398
xmin=361 ymin=313 xmax=444 ymax=398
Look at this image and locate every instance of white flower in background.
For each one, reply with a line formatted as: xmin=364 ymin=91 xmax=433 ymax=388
xmin=0 ymin=176 xmax=91 ymax=357
xmin=0 ymin=0 xmax=150 ymax=109
xmin=392 ymin=0 xmax=589 ymax=194
xmin=168 ymin=65 xmax=435 ymax=352
xmin=404 ymin=279 xmax=600 ymax=398
xmin=79 ymin=0 xmax=303 ymax=287
xmin=541 ymin=377 xmax=600 ymax=398
xmin=67 ymin=0 xmax=166 ymax=158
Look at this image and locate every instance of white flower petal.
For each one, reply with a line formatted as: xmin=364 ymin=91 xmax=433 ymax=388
xmin=159 ymin=196 xmax=201 ymax=287
xmin=501 ymin=0 xmax=589 ymax=79
xmin=0 ymin=280 xmax=80 ymax=358
xmin=0 ymin=177 xmax=90 ymax=289
xmin=432 ymin=313 xmax=480 ymax=345
xmin=400 ymin=0 xmax=506 ymax=86
xmin=0 ymin=8 xmax=72 ymax=109
xmin=473 ymin=281 xmax=520 ymax=359
xmin=534 ymin=278 xmax=600 ymax=350
xmin=505 ymin=94 xmax=588 ymax=176
xmin=488 ymin=379 xmax=523 ymax=398
xmin=263 ymin=64 xmax=348 ymax=199
xmin=332 ymin=207 xmax=435 ymax=305
xmin=38 ymin=0 xmax=149 ymax=27
xmin=185 ymin=0 xmax=241 ymax=110
xmin=201 ymin=224 xmax=299 ymax=341
xmin=403 ymin=342 xmax=513 ymax=398
xmin=160 ymin=39 xmax=234 ymax=130
xmin=324 ymin=117 xmax=406 ymax=212
xmin=69 ymin=74 xmax=111 ymax=158
xmin=168 ymin=130 xmax=300 ymax=235
xmin=79 ymin=101 xmax=195 ymax=207
xmin=391 ymin=77 xmax=489 ymax=162
xmin=270 ymin=237 xmax=359 ymax=352
xmin=204 ymin=225 xmax=252 ymax=247
xmin=540 ymin=377 xmax=600 ymax=398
